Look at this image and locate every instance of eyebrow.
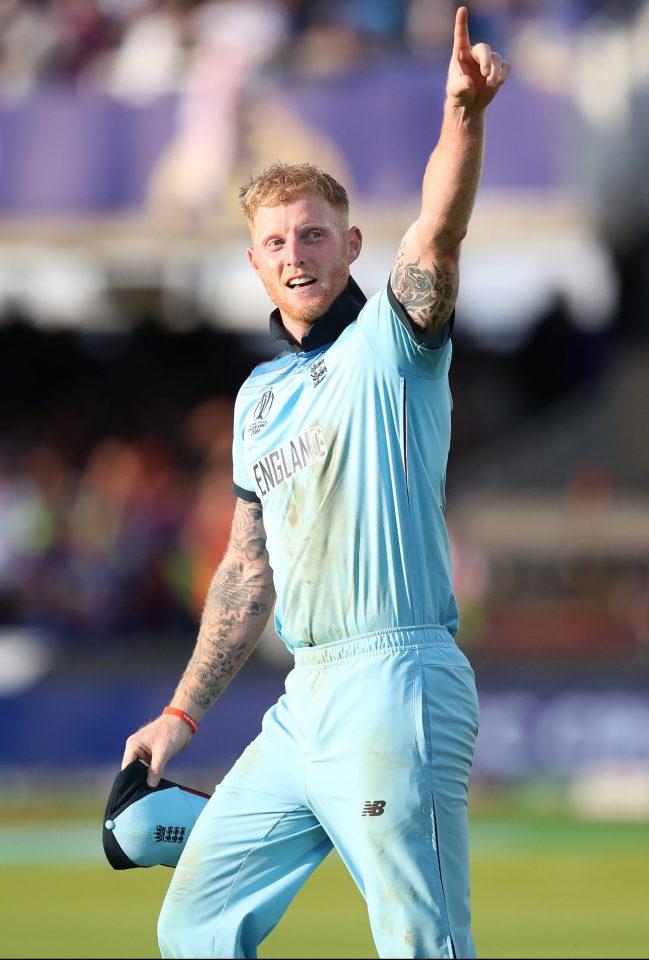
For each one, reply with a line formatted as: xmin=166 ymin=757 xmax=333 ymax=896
xmin=259 ymin=222 xmax=330 ymax=245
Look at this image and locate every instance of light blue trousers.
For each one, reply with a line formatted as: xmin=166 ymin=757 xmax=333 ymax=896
xmin=158 ymin=627 xmax=479 ymax=959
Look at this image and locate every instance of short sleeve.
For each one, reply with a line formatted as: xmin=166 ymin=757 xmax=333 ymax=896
xmin=231 ymin=387 xmax=259 ymax=502
xmin=357 ymin=281 xmax=453 ymax=379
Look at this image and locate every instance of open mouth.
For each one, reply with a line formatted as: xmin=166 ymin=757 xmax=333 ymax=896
xmin=287 ymin=276 xmax=317 ymax=290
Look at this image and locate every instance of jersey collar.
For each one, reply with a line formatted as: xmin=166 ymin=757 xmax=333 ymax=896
xmin=269 ymin=276 xmax=367 ymax=353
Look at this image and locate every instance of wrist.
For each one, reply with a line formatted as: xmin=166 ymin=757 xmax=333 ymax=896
xmin=162 ymin=706 xmax=199 ymax=735
xmin=444 ymin=96 xmax=486 ymax=121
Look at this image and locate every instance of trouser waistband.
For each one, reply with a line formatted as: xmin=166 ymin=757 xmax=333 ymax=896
xmin=292 ymin=624 xmax=455 ymax=665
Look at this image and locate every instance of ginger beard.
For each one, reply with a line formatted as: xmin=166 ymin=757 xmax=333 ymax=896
xmin=259 ymin=256 xmax=350 ymax=329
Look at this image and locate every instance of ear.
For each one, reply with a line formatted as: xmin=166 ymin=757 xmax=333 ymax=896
xmin=247 ymin=246 xmax=259 ymax=274
xmin=347 ymin=226 xmax=363 ymax=265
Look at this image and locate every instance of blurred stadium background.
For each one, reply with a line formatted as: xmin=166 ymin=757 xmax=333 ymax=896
xmin=0 ymin=1 xmax=648 ymax=956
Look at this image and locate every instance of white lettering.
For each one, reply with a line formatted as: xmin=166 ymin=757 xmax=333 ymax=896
xmin=269 ymin=450 xmax=284 ymax=485
xmin=252 ymin=425 xmax=328 ymax=498
xmin=290 ymin=440 xmax=303 ymax=473
xmin=308 ymin=424 xmax=327 ymax=462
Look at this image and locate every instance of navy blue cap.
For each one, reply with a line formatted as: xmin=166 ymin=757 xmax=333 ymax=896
xmin=102 ymin=759 xmax=210 ymax=869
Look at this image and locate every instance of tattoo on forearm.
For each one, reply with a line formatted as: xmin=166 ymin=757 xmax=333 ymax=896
xmin=391 ymin=242 xmax=458 ymax=332
xmin=179 ymin=501 xmax=274 ymax=710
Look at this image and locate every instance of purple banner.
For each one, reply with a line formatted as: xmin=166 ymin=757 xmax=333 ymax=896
xmin=0 ymin=65 xmax=570 ymax=214
xmin=1 ymin=666 xmax=647 ymax=781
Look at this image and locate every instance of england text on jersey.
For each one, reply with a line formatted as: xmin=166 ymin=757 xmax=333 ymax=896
xmin=252 ymin=425 xmax=328 ymax=499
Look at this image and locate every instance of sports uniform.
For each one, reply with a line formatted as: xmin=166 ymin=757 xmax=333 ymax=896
xmin=157 ymin=278 xmax=480 ymax=959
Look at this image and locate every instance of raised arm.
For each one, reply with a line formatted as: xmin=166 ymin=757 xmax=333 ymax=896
xmin=390 ymin=6 xmax=510 ymax=336
xmin=122 ymin=497 xmax=275 ymax=786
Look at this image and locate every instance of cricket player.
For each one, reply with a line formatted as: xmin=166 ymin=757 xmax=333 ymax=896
xmin=122 ymin=8 xmax=510 ymax=957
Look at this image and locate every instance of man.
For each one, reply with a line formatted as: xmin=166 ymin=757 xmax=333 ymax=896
xmin=122 ymin=8 xmax=510 ymax=957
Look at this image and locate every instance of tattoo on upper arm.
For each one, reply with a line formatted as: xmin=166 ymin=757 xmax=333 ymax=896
xmin=391 ymin=241 xmax=458 ymax=333
xmin=182 ymin=500 xmax=274 ymax=708
xmin=228 ymin=500 xmax=270 ymax=565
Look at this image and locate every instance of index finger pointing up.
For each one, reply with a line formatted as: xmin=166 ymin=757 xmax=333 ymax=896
xmin=453 ymin=5 xmax=471 ymax=56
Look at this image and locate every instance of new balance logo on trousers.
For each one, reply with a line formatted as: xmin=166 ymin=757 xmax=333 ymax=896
xmin=362 ymin=801 xmax=386 ymax=817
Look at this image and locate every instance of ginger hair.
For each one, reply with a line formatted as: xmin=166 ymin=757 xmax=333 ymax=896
xmin=239 ymin=161 xmax=349 ymax=228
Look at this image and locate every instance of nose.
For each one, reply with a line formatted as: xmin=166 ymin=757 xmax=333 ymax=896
xmin=285 ymin=236 xmax=305 ymax=266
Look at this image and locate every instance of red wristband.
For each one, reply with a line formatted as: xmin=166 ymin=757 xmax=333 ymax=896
xmin=163 ymin=706 xmax=199 ymax=734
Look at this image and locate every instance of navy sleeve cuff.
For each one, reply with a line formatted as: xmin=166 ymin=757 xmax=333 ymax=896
xmin=233 ymin=483 xmax=260 ymax=503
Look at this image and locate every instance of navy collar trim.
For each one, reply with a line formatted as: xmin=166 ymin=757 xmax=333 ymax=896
xmin=268 ymin=277 xmax=367 ymax=353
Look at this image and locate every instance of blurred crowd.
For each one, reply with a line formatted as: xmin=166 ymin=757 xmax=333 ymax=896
xmin=2 ymin=0 xmax=649 ymax=227
xmin=0 ymin=294 xmax=642 ymax=654
xmin=0 ymin=394 xmax=236 ymax=644
xmin=0 ymin=0 xmax=642 ymax=100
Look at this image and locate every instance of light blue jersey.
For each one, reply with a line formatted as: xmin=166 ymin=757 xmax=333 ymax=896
xmin=232 ymin=278 xmax=459 ymax=650
xmin=160 ymin=278 xmax=479 ymax=959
